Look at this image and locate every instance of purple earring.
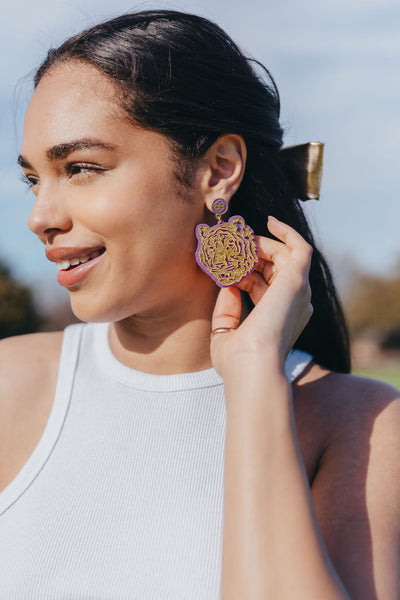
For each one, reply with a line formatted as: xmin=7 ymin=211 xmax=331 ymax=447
xmin=195 ymin=198 xmax=259 ymax=287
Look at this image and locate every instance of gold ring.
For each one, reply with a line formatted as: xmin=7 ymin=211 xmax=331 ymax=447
xmin=210 ymin=327 xmax=236 ymax=339
xmin=267 ymin=270 xmax=278 ymax=286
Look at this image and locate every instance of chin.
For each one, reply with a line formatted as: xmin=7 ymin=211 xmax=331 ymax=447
xmin=68 ymin=288 xmax=145 ymax=324
xmin=69 ymin=305 xmax=110 ymax=325
xmin=69 ymin=295 xmax=118 ymax=324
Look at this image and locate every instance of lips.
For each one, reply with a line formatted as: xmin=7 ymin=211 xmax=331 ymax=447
xmin=45 ymin=246 xmax=106 ymax=288
xmin=46 ymin=245 xmax=105 ymax=263
xmin=55 ymin=248 xmax=105 ymax=271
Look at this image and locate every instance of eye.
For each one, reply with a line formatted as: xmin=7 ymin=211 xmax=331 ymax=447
xmin=19 ymin=172 xmax=39 ymax=189
xmin=65 ymin=162 xmax=106 ymax=180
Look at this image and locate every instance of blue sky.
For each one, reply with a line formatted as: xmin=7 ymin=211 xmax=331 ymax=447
xmin=1 ymin=0 xmax=399 ymax=308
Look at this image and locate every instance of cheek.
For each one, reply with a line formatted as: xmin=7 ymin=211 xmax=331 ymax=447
xmin=91 ymin=164 xmax=177 ymax=231
xmin=69 ymin=182 xmax=144 ymax=240
xmin=70 ymin=165 xmax=199 ymax=260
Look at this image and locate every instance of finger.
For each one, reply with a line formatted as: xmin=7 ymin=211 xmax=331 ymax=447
xmin=253 ymin=256 xmax=275 ymax=279
xmin=254 ymin=236 xmax=286 ymax=265
xmin=254 ymin=235 xmax=294 ymax=275
xmin=267 ymin=216 xmax=313 ymax=266
xmin=254 ymin=237 xmax=289 ymax=283
xmin=240 ymin=235 xmax=291 ymax=304
xmin=236 ymin=269 xmax=269 ymax=305
xmin=211 ymin=286 xmax=242 ymax=333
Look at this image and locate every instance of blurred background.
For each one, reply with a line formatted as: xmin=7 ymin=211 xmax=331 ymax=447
xmin=1 ymin=0 xmax=399 ymax=385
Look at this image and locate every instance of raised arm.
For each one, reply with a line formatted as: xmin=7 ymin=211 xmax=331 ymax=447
xmin=211 ymin=216 xmax=399 ymax=599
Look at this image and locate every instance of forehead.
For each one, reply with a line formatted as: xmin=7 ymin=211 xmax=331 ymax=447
xmin=22 ymin=63 xmax=126 ymax=154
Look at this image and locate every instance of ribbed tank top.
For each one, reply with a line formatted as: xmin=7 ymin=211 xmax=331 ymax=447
xmin=0 ymin=323 xmax=312 ymax=599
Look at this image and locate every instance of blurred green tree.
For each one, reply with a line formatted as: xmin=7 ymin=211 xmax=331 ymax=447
xmin=0 ymin=261 xmax=41 ymax=338
xmin=344 ymin=261 xmax=400 ymax=338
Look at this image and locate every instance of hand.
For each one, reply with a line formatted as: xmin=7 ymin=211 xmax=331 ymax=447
xmin=210 ymin=216 xmax=313 ymax=378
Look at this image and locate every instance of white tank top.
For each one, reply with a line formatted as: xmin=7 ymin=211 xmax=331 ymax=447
xmin=0 ymin=323 xmax=312 ymax=599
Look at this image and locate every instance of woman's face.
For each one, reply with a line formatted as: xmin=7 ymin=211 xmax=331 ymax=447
xmin=20 ymin=63 xmax=214 ymax=323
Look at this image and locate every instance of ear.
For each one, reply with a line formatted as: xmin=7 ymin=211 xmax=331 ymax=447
xmin=198 ymin=134 xmax=247 ymax=211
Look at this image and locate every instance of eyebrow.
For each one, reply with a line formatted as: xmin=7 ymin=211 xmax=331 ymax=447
xmin=17 ymin=138 xmax=118 ymax=169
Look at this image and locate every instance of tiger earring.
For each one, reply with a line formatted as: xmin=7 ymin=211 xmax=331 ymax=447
xmin=195 ymin=198 xmax=259 ymax=287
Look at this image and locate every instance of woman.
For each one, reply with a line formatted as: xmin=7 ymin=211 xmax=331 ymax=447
xmin=1 ymin=10 xmax=399 ymax=599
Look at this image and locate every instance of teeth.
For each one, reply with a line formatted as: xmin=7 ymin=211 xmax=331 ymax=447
xmin=57 ymin=260 xmax=71 ymax=271
xmin=55 ymin=250 xmax=104 ymax=271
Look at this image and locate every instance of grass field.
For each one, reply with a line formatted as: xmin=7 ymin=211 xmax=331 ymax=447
xmin=353 ymin=367 xmax=400 ymax=389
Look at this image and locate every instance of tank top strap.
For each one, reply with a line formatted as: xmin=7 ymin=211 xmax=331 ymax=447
xmin=285 ymin=348 xmax=313 ymax=383
xmin=0 ymin=323 xmax=84 ymax=516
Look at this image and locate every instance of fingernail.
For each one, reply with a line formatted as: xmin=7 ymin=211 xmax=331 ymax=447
xmin=268 ymin=215 xmax=279 ymax=223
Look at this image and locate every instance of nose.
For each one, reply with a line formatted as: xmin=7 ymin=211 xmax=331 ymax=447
xmin=28 ymin=183 xmax=72 ymax=243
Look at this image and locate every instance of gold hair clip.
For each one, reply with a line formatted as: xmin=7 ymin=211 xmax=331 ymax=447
xmin=279 ymin=141 xmax=324 ymax=201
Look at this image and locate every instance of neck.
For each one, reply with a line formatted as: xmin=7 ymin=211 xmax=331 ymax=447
xmin=108 ymin=285 xmax=219 ymax=375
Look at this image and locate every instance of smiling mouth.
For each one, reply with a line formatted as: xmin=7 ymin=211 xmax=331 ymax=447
xmin=56 ymin=248 xmax=106 ymax=271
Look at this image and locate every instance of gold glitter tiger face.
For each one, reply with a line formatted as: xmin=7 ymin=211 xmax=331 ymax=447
xmin=195 ymin=216 xmax=259 ymax=287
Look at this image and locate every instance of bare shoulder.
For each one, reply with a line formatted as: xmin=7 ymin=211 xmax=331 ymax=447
xmin=293 ymin=361 xmax=400 ymax=488
xmin=293 ymin=362 xmax=400 ymax=448
xmin=294 ymin=364 xmax=400 ymax=598
xmin=0 ymin=331 xmax=64 ymax=491
xmin=0 ymin=329 xmax=63 ymax=360
xmin=0 ymin=331 xmax=63 ymax=401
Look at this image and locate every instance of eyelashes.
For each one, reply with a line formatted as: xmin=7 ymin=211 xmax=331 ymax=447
xmin=19 ymin=163 xmax=107 ymax=190
xmin=19 ymin=172 xmax=37 ymax=189
xmin=65 ymin=163 xmax=107 ymax=178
